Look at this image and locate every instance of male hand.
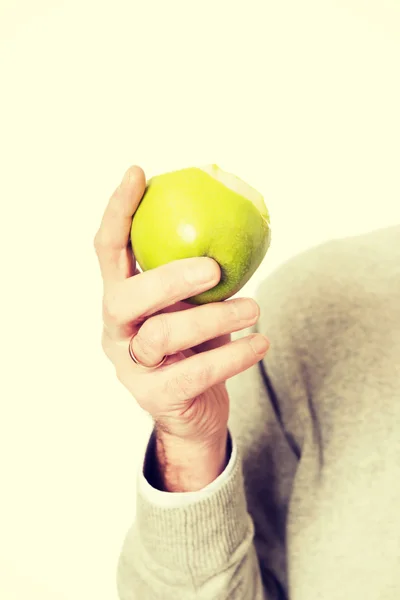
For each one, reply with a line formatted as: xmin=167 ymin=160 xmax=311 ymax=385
xmin=94 ymin=166 xmax=270 ymax=491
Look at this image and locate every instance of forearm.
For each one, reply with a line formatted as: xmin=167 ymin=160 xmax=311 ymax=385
xmin=151 ymin=427 xmax=230 ymax=492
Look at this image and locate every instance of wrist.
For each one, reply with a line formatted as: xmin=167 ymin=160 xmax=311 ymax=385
xmin=152 ymin=428 xmax=230 ymax=492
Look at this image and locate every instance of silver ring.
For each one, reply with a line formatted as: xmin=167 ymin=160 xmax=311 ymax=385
xmin=128 ymin=335 xmax=167 ymax=369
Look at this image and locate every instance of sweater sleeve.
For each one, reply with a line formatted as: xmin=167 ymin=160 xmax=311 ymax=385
xmin=116 ymin=248 xmax=319 ymax=599
xmin=116 ymin=426 xmax=273 ymax=600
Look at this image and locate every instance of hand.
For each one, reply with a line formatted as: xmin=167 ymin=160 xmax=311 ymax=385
xmin=94 ymin=166 xmax=270 ymax=489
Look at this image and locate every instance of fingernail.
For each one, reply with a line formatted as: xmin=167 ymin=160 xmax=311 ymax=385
xmin=187 ymin=259 xmax=220 ymax=285
xmin=249 ymin=334 xmax=270 ymax=355
xmin=122 ymin=167 xmax=133 ymax=185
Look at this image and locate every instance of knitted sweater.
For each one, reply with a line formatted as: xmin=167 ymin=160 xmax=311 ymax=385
xmin=117 ymin=225 xmax=400 ymax=599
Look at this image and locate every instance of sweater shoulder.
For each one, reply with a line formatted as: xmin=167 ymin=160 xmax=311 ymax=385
xmin=256 ymin=225 xmax=400 ymax=334
xmin=254 ymin=226 xmax=400 ymax=450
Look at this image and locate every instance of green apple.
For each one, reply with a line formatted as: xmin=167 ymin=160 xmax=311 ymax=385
xmin=130 ymin=164 xmax=271 ymax=304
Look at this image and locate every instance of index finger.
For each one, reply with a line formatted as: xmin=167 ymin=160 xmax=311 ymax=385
xmin=94 ymin=166 xmax=146 ymax=283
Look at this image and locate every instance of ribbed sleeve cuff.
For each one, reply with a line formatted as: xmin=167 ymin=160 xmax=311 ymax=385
xmin=135 ymin=434 xmax=251 ymax=576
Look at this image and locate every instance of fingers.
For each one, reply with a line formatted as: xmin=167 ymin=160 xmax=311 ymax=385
xmin=102 ymin=257 xmax=221 ymax=338
xmin=130 ymin=297 xmax=261 ymax=367
xmin=94 ymin=166 xmax=146 ymax=283
xmin=145 ymin=333 xmax=270 ymax=404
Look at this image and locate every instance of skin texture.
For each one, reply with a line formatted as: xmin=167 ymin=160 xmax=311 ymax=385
xmin=130 ymin=166 xmax=272 ymax=304
xmin=94 ymin=166 xmax=270 ymax=491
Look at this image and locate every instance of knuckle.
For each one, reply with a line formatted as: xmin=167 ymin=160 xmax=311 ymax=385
xmin=157 ymin=314 xmax=171 ymax=349
xmin=136 ymin=316 xmax=166 ymax=357
xmin=199 ymin=361 xmax=215 ymax=387
xmin=164 ymin=372 xmax=192 ymax=401
xmin=94 ymin=228 xmax=116 ymax=253
xmin=166 ymin=362 xmax=214 ymax=401
xmin=226 ymin=301 xmax=242 ymax=323
xmin=177 ymin=372 xmax=198 ymax=398
xmin=191 ymin=313 xmax=208 ymax=340
xmin=102 ymin=290 xmax=122 ymax=324
xmin=93 ymin=233 xmax=99 ymax=251
xmin=93 ymin=231 xmax=106 ymax=252
xmin=158 ymin=268 xmax=180 ymax=300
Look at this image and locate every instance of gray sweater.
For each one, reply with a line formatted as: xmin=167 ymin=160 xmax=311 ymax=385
xmin=117 ymin=225 xmax=400 ymax=599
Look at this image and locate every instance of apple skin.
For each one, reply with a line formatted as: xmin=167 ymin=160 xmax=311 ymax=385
xmin=130 ymin=166 xmax=271 ymax=305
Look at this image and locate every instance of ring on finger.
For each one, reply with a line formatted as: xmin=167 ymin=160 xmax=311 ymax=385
xmin=128 ymin=334 xmax=167 ymax=369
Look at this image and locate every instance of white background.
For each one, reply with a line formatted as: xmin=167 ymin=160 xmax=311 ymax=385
xmin=1 ymin=0 xmax=399 ymax=598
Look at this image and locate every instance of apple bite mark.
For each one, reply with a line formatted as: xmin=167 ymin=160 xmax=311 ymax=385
xmin=199 ymin=164 xmax=270 ymax=221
